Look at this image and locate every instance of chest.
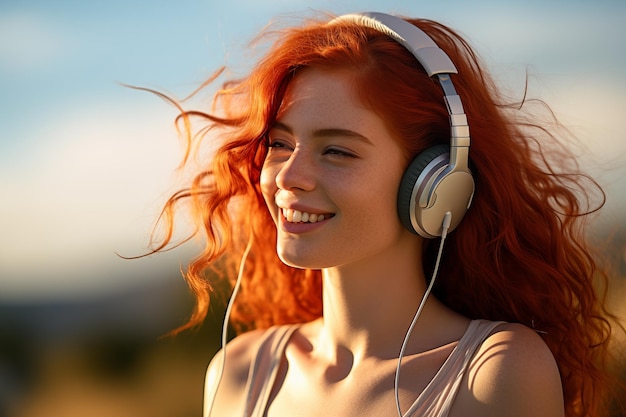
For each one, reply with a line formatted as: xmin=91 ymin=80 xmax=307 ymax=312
xmin=264 ymin=349 xmax=453 ymax=417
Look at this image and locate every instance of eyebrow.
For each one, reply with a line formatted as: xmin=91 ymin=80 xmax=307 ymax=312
xmin=271 ymin=121 xmax=374 ymax=145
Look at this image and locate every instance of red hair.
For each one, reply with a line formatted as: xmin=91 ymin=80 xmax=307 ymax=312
xmin=147 ymin=14 xmax=622 ymax=417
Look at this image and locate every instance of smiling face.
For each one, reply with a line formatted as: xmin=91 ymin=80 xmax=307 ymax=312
xmin=260 ymin=67 xmax=418 ymax=270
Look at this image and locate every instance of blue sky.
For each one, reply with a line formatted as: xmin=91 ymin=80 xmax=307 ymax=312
xmin=1 ymin=0 xmax=625 ymax=300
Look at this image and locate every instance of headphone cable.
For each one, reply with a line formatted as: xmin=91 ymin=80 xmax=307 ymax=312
xmin=394 ymin=211 xmax=452 ymax=417
xmin=205 ymin=233 xmax=254 ymax=417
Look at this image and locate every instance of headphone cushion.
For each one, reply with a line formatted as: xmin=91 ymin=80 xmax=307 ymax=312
xmin=397 ymin=144 xmax=449 ymax=234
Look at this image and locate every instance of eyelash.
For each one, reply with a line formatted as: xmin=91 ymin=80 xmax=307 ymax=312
xmin=265 ymin=139 xmax=357 ymax=159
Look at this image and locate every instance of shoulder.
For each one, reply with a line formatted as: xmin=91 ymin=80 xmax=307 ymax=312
xmin=202 ymin=327 xmax=271 ymax=417
xmin=450 ymin=322 xmax=564 ymax=417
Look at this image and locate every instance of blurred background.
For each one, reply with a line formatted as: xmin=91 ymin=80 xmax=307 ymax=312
xmin=1 ymin=0 xmax=624 ymax=416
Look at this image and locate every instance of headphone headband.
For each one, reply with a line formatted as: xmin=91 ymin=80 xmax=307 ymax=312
xmin=331 ymin=12 xmax=457 ymax=76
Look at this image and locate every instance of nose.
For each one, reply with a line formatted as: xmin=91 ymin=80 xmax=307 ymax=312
xmin=275 ymin=149 xmax=316 ymax=192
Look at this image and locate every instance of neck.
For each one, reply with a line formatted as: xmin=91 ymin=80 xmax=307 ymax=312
xmin=319 ymin=235 xmax=430 ymax=360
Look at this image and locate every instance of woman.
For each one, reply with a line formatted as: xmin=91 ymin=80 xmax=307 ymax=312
xmin=146 ymin=11 xmax=621 ymax=417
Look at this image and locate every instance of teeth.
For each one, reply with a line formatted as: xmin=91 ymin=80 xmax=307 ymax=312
xmin=281 ymin=208 xmax=328 ymax=223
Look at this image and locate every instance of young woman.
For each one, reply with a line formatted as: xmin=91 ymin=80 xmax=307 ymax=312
xmin=146 ymin=11 xmax=622 ymax=417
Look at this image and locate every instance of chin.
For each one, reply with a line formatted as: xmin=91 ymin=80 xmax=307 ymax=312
xmin=276 ymin=248 xmax=326 ymax=270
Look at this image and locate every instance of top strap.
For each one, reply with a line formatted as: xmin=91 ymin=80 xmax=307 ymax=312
xmin=405 ymin=319 xmax=505 ymax=417
xmin=244 ymin=324 xmax=300 ymax=417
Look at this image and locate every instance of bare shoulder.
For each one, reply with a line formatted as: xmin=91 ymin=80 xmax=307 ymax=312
xmin=450 ymin=322 xmax=564 ymax=417
xmin=203 ymin=328 xmax=268 ymax=417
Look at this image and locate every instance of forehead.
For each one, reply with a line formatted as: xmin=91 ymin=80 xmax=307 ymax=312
xmin=276 ymin=68 xmax=379 ymax=132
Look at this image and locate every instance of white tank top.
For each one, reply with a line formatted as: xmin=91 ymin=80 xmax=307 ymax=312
xmin=243 ymin=319 xmax=504 ymax=417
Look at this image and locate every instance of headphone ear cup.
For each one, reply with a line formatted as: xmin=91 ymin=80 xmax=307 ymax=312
xmin=397 ymin=145 xmax=450 ymax=236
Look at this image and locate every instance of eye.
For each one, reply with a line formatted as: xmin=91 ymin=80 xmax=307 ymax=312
xmin=266 ymin=138 xmax=293 ymax=151
xmin=322 ymin=146 xmax=357 ymax=158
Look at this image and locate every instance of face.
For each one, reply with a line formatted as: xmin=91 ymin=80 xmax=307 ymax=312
xmin=260 ymin=68 xmax=416 ymax=270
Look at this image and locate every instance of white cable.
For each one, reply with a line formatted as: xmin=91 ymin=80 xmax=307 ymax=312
xmin=205 ymin=234 xmax=254 ymax=417
xmin=394 ymin=211 xmax=452 ymax=417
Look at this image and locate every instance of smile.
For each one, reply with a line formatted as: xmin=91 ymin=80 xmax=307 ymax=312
xmin=281 ymin=208 xmax=335 ymax=223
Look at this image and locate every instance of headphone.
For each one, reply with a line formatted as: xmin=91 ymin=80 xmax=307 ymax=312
xmin=331 ymin=12 xmax=475 ymax=238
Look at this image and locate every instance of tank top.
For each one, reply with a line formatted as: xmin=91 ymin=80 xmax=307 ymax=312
xmin=243 ymin=319 xmax=504 ymax=417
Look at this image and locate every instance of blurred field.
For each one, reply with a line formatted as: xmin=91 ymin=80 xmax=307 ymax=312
xmin=1 ymin=277 xmax=224 ymax=417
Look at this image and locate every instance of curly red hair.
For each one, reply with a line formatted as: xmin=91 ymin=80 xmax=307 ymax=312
xmin=147 ymin=14 xmax=622 ymax=417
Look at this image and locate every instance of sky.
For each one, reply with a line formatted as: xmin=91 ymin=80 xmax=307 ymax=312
xmin=1 ymin=0 xmax=625 ymax=301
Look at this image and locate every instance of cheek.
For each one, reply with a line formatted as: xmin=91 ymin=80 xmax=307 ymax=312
xmin=359 ymin=181 xmax=403 ymax=230
xmin=260 ymin=166 xmax=278 ymax=221
xmin=356 ymin=164 xmax=405 ymax=226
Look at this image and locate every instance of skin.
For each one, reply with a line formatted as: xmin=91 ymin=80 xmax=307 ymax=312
xmin=203 ymin=68 xmax=564 ymax=417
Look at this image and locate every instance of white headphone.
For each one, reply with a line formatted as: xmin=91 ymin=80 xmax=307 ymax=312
xmin=331 ymin=12 xmax=475 ymax=238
